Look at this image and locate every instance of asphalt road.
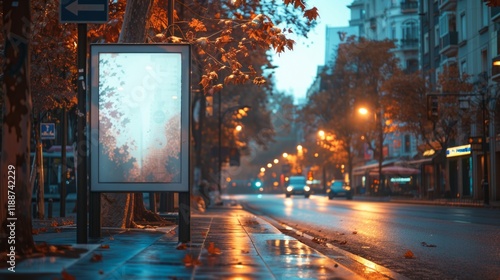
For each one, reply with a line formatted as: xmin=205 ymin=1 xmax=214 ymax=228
xmin=232 ymin=193 xmax=500 ymax=280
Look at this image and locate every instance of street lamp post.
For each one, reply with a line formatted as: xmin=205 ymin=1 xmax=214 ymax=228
xmin=218 ymin=104 xmax=250 ymax=193
xmin=376 ymin=110 xmax=385 ymax=195
xmin=481 ymin=93 xmax=489 ymax=205
xmin=359 ymin=107 xmax=384 ymax=195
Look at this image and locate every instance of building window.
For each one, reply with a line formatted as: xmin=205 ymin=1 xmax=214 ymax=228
xmin=402 ymin=20 xmax=418 ymax=47
xmin=481 ymin=49 xmax=488 ymax=73
xmin=435 ymin=26 xmax=440 ymax=47
xmin=406 ymin=59 xmax=418 ymax=73
xmin=403 ymin=20 xmax=418 ymax=40
xmin=404 ymin=135 xmax=411 ymax=153
xmin=460 ymin=12 xmax=467 ymax=41
xmin=391 ymin=22 xmax=396 ymax=40
xmin=482 ymin=2 xmax=488 ymax=28
xmin=424 ymin=33 xmax=429 ymax=54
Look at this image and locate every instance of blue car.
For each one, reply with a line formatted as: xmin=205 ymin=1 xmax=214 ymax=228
xmin=328 ymin=180 xmax=353 ymax=200
xmin=285 ymin=176 xmax=311 ymax=198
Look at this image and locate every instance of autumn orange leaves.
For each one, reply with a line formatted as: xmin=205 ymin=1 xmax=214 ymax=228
xmin=178 ymin=240 xmax=222 ymax=267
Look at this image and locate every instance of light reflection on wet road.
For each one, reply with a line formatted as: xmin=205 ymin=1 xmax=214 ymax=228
xmin=234 ymin=194 xmax=500 ymax=280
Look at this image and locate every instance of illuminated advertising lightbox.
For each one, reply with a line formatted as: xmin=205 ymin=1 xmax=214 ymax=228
xmin=89 ymin=44 xmax=190 ymax=192
xmin=446 ymin=144 xmax=471 ymax=158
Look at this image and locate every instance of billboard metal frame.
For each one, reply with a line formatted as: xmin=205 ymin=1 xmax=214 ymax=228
xmin=89 ymin=44 xmax=191 ymax=192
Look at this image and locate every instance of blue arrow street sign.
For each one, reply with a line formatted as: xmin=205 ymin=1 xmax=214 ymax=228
xmin=60 ymin=0 xmax=108 ymax=23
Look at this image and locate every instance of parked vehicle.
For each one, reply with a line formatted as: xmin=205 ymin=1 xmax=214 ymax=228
xmin=328 ymin=180 xmax=353 ymax=200
xmin=285 ymin=176 xmax=311 ymax=198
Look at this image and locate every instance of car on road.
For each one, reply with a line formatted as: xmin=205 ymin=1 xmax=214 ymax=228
xmin=328 ymin=180 xmax=353 ymax=200
xmin=285 ymin=176 xmax=311 ymax=198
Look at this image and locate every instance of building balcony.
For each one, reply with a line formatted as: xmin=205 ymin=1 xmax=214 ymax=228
xmin=400 ymin=38 xmax=419 ymax=50
xmin=439 ymin=31 xmax=458 ymax=57
xmin=492 ymin=7 xmax=500 ymax=23
xmin=401 ymin=1 xmax=418 ymax=13
xmin=438 ymin=0 xmax=456 ymax=12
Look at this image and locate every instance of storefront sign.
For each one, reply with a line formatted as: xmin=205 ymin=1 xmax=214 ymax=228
xmin=446 ymin=144 xmax=471 ymax=158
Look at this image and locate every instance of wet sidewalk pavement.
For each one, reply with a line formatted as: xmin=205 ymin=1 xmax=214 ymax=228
xmin=2 ymin=203 xmax=363 ymax=280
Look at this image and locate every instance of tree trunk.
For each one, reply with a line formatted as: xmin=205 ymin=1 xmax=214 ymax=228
xmin=100 ymin=0 xmax=157 ymax=228
xmin=35 ymin=116 xmax=45 ymax=219
xmin=0 ymin=0 xmax=34 ymax=255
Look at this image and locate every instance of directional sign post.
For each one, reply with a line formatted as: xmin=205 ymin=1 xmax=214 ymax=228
xmin=60 ymin=0 xmax=108 ymax=23
xmin=61 ymin=0 xmax=109 ymax=244
xmin=40 ymin=123 xmax=56 ymax=140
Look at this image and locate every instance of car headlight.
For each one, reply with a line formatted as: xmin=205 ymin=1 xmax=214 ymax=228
xmin=286 ymin=186 xmax=293 ymax=192
xmin=304 ymin=186 xmax=310 ymax=192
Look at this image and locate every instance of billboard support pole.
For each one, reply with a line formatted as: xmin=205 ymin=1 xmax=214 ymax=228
xmin=178 ymin=191 xmax=190 ymax=243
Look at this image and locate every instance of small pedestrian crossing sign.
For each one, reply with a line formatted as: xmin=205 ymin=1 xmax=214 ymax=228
xmin=41 ymin=123 xmax=56 ymax=140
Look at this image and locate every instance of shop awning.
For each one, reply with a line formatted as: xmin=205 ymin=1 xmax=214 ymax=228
xmin=369 ymin=166 xmax=420 ymax=176
xmin=352 ymin=159 xmax=398 ymax=176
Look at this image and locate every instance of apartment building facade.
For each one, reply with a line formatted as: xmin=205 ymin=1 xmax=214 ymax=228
xmin=419 ymin=0 xmax=500 ymax=202
xmin=313 ymin=1 xmax=500 ymax=202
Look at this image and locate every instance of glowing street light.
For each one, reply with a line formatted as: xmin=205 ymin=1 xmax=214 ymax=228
xmin=318 ymin=130 xmax=325 ymax=140
xmin=358 ymin=106 xmax=385 ymax=195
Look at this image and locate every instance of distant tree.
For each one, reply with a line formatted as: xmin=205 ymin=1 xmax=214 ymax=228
xmin=383 ymin=65 xmax=474 ymax=196
xmin=384 ymin=65 xmax=473 ymax=153
xmin=301 ymin=37 xmax=399 ymax=188
xmin=249 ymin=91 xmax=295 ymax=168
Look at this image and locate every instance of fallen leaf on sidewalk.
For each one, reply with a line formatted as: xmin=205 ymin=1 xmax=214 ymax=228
xmin=91 ymin=253 xmax=103 ymax=262
xmin=177 ymin=243 xmax=188 ymax=250
xmin=61 ymin=270 xmax=76 ymax=280
xmin=207 ymin=242 xmax=221 ymax=255
xmin=100 ymin=244 xmax=110 ymax=249
xmin=183 ymin=254 xmax=201 ymax=266
xmin=49 ymin=245 xmax=58 ymax=253
xmin=404 ymin=250 xmax=415 ymax=259
xmin=331 ymin=239 xmax=347 ymax=245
